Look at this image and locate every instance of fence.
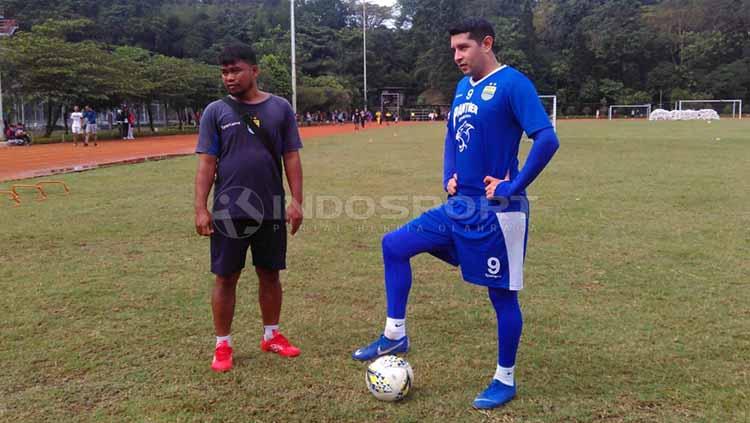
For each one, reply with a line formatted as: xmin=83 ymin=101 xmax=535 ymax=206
xmin=3 ymin=100 xmax=195 ymax=133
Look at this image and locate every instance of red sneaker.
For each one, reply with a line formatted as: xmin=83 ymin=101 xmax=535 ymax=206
xmin=211 ymin=341 xmax=233 ymax=372
xmin=260 ymin=331 xmax=301 ymax=357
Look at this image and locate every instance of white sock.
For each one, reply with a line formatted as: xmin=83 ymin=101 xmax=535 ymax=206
xmin=494 ymin=364 xmax=515 ymax=386
xmin=216 ymin=335 xmax=232 ymax=347
xmin=264 ymin=325 xmax=279 ymax=341
xmin=384 ymin=317 xmax=406 ymax=340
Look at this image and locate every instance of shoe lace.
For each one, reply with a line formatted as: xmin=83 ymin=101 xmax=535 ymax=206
xmin=215 ymin=343 xmax=231 ymax=360
xmin=271 ymin=333 xmax=291 ymax=348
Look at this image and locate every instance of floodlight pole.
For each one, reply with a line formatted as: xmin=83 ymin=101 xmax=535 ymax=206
xmin=290 ymin=0 xmax=297 ymax=114
xmin=363 ymin=1 xmax=368 ymax=111
xmin=659 ymin=89 xmax=663 ymax=109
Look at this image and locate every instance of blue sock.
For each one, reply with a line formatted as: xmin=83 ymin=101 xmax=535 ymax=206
xmin=382 ymin=227 xmax=453 ymax=319
xmin=488 ymin=287 xmax=523 ymax=369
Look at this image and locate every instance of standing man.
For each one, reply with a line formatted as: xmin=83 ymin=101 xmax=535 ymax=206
xmin=127 ymin=109 xmax=136 ymax=140
xmin=119 ymin=106 xmax=130 ymax=140
xmin=82 ymin=105 xmax=98 ymax=146
xmin=194 ymin=44 xmax=304 ymax=373
xmin=352 ymin=108 xmax=361 ymax=130
xmin=351 ymin=18 xmax=559 ymax=409
xmin=70 ymin=106 xmax=84 ymax=146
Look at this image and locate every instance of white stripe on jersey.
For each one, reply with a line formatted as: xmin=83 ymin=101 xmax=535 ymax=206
xmin=496 ymin=211 xmax=526 ymax=290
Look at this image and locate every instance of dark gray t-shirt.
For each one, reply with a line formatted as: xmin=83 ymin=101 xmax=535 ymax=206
xmin=196 ymin=95 xmax=302 ymax=221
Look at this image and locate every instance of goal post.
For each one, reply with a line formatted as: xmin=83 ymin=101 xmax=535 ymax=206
xmin=405 ymin=108 xmax=432 ymax=121
xmin=538 ymin=95 xmax=557 ymax=130
xmin=678 ymin=99 xmax=743 ymax=119
xmin=608 ymin=104 xmax=652 ymax=120
xmin=380 ymin=91 xmax=403 ymax=120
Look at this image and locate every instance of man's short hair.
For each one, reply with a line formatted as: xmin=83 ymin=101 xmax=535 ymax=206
xmin=219 ymin=44 xmax=258 ymax=66
xmin=448 ymin=18 xmax=496 ymax=47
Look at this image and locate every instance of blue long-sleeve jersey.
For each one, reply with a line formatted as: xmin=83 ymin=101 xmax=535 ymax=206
xmin=443 ymin=66 xmax=558 ymax=198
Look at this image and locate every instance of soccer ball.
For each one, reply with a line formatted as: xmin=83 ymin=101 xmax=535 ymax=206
xmin=365 ymin=355 xmax=414 ymax=401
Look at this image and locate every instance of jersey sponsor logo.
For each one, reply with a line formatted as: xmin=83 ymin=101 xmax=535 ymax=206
xmin=221 ymin=121 xmax=242 ymax=130
xmin=452 ymin=102 xmax=479 ymax=128
xmin=456 ymin=121 xmax=475 ymax=153
xmin=481 ymin=84 xmax=497 ymax=101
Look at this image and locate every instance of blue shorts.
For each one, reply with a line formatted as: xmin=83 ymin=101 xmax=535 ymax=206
xmin=405 ymin=197 xmax=529 ymax=289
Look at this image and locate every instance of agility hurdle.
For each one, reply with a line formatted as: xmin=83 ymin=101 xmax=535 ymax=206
xmin=0 ymin=190 xmax=21 ymax=206
xmin=36 ymin=181 xmax=70 ymax=195
xmin=11 ymin=184 xmax=47 ymax=201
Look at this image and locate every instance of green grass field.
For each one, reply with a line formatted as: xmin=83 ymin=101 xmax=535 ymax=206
xmin=1 ymin=120 xmax=748 ymax=422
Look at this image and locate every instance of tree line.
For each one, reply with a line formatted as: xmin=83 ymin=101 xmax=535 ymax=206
xmin=1 ymin=0 xmax=749 ymax=134
xmin=1 ymin=19 xmax=222 ymax=136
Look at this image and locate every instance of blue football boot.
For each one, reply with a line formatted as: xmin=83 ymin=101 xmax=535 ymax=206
xmin=351 ymin=334 xmax=409 ymax=361
xmin=473 ymin=379 xmax=517 ymax=409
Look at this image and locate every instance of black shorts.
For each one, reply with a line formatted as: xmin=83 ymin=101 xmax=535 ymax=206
xmin=210 ymin=219 xmax=286 ymax=276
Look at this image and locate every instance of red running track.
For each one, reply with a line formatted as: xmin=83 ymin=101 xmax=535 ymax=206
xmin=0 ymin=123 xmax=424 ymax=182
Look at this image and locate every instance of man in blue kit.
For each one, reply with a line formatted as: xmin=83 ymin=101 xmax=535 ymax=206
xmin=352 ymin=18 xmax=559 ymax=409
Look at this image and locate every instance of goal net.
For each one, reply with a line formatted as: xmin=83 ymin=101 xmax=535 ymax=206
xmin=677 ymin=99 xmax=743 ymax=119
xmin=608 ymin=104 xmax=652 ymax=120
xmin=406 ymin=108 xmax=433 ymax=121
xmin=380 ymin=92 xmax=403 ymax=121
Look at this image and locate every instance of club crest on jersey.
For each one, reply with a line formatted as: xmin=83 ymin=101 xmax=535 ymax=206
xmin=246 ymin=116 xmax=261 ymax=135
xmin=481 ymin=84 xmax=497 ymax=101
xmin=456 ymin=121 xmax=475 ymax=153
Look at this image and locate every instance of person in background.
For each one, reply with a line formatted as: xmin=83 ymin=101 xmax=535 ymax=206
xmin=127 ymin=109 xmax=136 ymax=140
xmin=83 ymin=105 xmax=98 ymax=146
